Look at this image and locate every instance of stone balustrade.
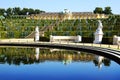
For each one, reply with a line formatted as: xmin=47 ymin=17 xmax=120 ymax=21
xmin=50 ymin=35 xmax=81 ymax=42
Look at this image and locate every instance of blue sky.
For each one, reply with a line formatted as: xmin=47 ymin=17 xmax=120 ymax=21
xmin=0 ymin=0 xmax=119 ymax=14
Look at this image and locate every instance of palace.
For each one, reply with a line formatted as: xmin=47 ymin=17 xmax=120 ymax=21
xmin=27 ymin=9 xmax=108 ymax=20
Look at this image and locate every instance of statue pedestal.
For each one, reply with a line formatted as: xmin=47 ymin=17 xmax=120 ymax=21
xmin=93 ymin=33 xmax=103 ymax=44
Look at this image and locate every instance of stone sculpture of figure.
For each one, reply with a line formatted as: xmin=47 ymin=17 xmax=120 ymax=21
xmin=35 ymin=26 xmax=39 ymax=42
xmin=96 ymin=20 xmax=103 ymax=34
xmin=93 ymin=20 xmax=104 ymax=44
xmin=98 ymin=20 xmax=103 ymax=29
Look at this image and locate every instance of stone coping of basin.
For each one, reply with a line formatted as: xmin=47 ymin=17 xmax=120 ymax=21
xmin=0 ymin=39 xmax=119 ymax=50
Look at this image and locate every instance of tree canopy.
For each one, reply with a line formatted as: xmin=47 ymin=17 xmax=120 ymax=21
xmin=93 ymin=6 xmax=112 ymax=14
xmin=0 ymin=7 xmax=45 ymax=17
xmin=104 ymin=7 xmax=112 ymax=14
xmin=0 ymin=8 xmax=5 ymax=15
xmin=93 ymin=7 xmax=103 ymax=14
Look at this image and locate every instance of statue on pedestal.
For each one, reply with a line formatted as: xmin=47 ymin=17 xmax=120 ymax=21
xmin=35 ymin=26 xmax=39 ymax=42
xmin=93 ymin=20 xmax=104 ymax=44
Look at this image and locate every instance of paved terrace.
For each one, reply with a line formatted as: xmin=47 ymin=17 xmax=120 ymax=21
xmin=0 ymin=39 xmax=120 ymax=64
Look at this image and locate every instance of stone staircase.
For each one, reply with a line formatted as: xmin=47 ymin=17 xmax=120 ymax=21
xmin=40 ymin=19 xmax=61 ymax=31
xmin=25 ymin=31 xmax=35 ymax=38
xmin=25 ymin=31 xmax=44 ymax=38
xmin=25 ymin=19 xmax=62 ymax=38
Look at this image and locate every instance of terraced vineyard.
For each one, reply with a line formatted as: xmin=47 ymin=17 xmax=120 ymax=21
xmin=0 ymin=15 xmax=120 ymax=43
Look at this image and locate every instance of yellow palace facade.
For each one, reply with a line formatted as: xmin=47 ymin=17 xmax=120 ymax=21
xmin=27 ymin=9 xmax=108 ymax=20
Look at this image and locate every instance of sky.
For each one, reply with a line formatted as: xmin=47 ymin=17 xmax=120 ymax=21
xmin=0 ymin=0 xmax=119 ymax=14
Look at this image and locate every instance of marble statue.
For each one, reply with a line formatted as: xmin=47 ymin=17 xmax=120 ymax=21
xmin=93 ymin=20 xmax=104 ymax=44
xmin=35 ymin=26 xmax=39 ymax=42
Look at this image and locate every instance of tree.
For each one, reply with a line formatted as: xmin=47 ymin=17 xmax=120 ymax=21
xmin=93 ymin=7 xmax=103 ymax=14
xmin=28 ymin=8 xmax=35 ymax=14
xmin=104 ymin=7 xmax=112 ymax=14
xmin=34 ymin=9 xmax=40 ymax=14
xmin=0 ymin=8 xmax=5 ymax=15
xmin=0 ymin=7 xmax=45 ymax=16
xmin=6 ymin=8 xmax=13 ymax=16
xmin=34 ymin=9 xmax=45 ymax=14
xmin=13 ymin=7 xmax=21 ymax=15
xmin=21 ymin=8 xmax=29 ymax=15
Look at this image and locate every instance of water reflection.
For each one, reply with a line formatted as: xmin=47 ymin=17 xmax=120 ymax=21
xmin=35 ymin=48 xmax=39 ymax=60
xmin=0 ymin=47 xmax=111 ymax=69
xmin=93 ymin=55 xmax=111 ymax=69
xmin=63 ymin=54 xmax=72 ymax=65
xmin=94 ymin=56 xmax=104 ymax=69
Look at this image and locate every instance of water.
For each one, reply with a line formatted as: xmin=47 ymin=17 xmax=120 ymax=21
xmin=0 ymin=47 xmax=119 ymax=80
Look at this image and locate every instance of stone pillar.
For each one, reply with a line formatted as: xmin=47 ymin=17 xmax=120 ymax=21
xmin=35 ymin=26 xmax=39 ymax=42
xmin=113 ymin=35 xmax=120 ymax=45
xmin=50 ymin=35 xmax=53 ymax=42
xmin=93 ymin=20 xmax=104 ymax=44
xmin=113 ymin=35 xmax=117 ymax=45
xmin=75 ymin=35 xmax=81 ymax=42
